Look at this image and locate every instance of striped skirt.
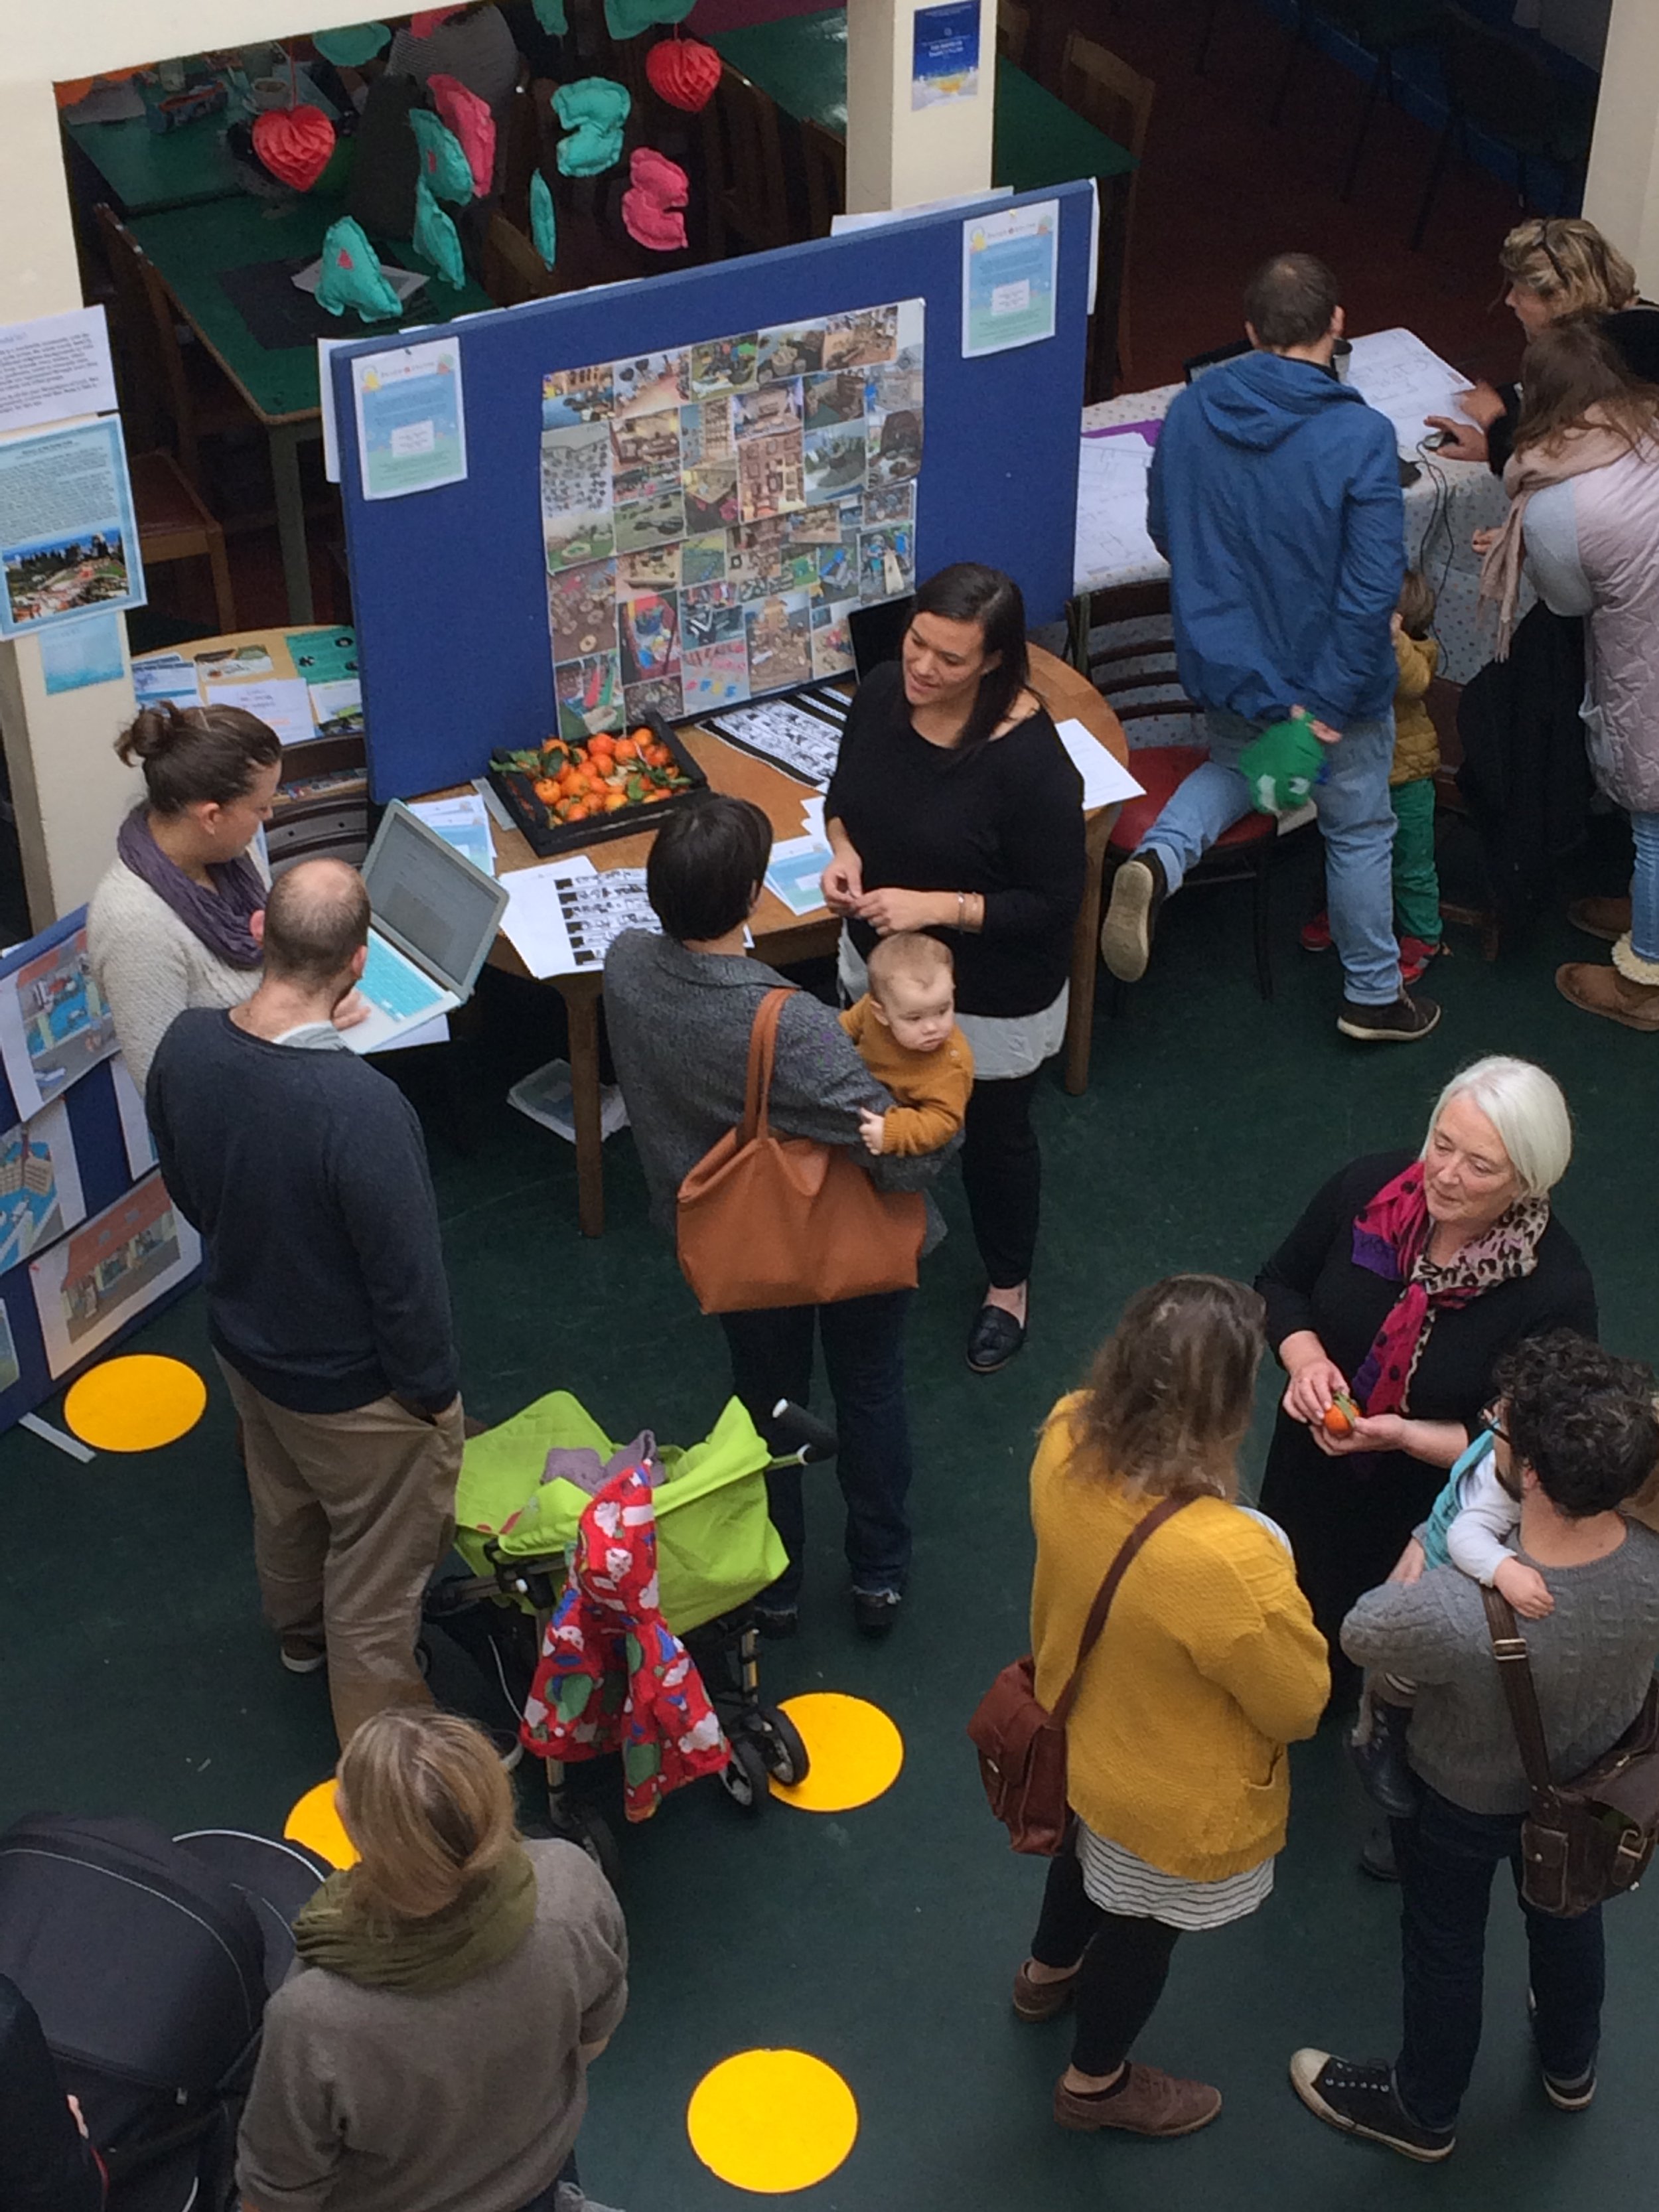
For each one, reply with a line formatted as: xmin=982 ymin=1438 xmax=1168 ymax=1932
xmin=1076 ymin=1820 xmax=1274 ymax=1932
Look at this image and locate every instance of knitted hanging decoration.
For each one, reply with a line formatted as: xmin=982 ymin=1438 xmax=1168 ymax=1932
xmin=409 ymin=6 xmax=465 ymax=34
xmin=413 ymin=177 xmax=467 ymax=289
xmin=530 ymin=169 xmax=559 ymax=269
xmin=409 ymin=106 xmax=475 ymax=202
xmin=429 ymin=72 xmax=496 ymax=195
xmin=315 ymin=216 xmax=404 ymax=321
xmin=645 ymin=33 xmax=721 ymax=112
xmin=553 ymin=78 xmax=630 ymax=177
xmin=532 ymin=0 xmax=569 ymax=28
xmin=605 ymin=0 xmax=695 ymax=33
xmin=622 ymin=147 xmax=688 ymax=251
xmin=252 ymin=104 xmax=336 ymax=192
xmin=313 ymin=22 xmax=392 ymax=66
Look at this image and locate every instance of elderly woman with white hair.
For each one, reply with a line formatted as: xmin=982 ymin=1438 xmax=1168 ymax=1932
xmin=1253 ymin=1057 xmax=1597 ymax=1719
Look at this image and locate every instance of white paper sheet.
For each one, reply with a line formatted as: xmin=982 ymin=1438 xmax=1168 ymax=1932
xmin=408 ymin=794 xmax=496 ymax=877
xmin=500 ymin=857 xmax=596 ymax=980
xmin=30 ymin=1171 xmax=201 ymax=1380
xmin=110 ymin=1055 xmax=157 ymax=1177
xmin=0 ymin=1099 xmax=87 ymax=1273
xmin=1345 ymin=328 xmax=1474 ymax=457
xmin=62 ymin=81 xmax=147 ymax=124
xmin=368 ymin=1014 xmax=451 ymax=1052
xmin=0 ymin=307 xmax=118 ymax=434
xmin=764 ymin=834 xmax=834 ymax=918
xmin=195 ymin=675 xmax=315 ymax=749
xmin=1072 ymin=429 xmax=1163 ymax=589
xmin=294 ymin=259 xmax=427 ymax=304
xmin=0 ymin=926 xmax=120 ymax=1120
xmin=1053 ymin=717 xmax=1146 ymax=810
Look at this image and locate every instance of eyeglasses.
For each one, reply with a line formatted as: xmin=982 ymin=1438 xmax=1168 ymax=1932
xmin=1528 ymin=219 xmax=1571 ymax=295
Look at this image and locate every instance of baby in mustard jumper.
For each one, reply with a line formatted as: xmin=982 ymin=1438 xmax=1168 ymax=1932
xmin=839 ymin=932 xmax=975 ymax=1157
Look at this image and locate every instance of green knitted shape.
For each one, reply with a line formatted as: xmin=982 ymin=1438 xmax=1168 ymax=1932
xmin=605 ymin=0 xmax=694 ymax=33
xmin=409 ymin=107 xmax=474 ymax=204
xmin=553 ymin=76 xmax=630 ymax=176
xmin=315 ymin=216 xmax=403 ymax=322
xmin=1238 ymin=715 xmax=1329 ymax=816
xmin=530 ymin=169 xmax=558 ymax=269
xmin=313 ymin=21 xmax=391 ymax=66
xmin=532 ymin=0 xmax=569 ymax=29
xmin=413 ymin=177 xmax=466 ymax=289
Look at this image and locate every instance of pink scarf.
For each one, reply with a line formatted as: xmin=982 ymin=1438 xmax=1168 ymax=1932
xmin=1478 ymin=411 xmax=1632 ymax=657
xmin=1350 ymin=1163 xmax=1548 ymax=1415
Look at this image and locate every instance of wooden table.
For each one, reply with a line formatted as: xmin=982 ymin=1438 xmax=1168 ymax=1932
xmin=472 ymin=642 xmax=1127 ymax=1236
xmin=127 ymin=196 xmax=493 ymax=625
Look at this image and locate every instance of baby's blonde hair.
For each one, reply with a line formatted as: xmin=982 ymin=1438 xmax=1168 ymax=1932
xmin=867 ymin=930 xmax=953 ymax=1005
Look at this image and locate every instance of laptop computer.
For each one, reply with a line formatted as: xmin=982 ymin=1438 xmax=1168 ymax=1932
xmin=848 ymin=594 xmax=914 ymax=682
xmin=346 ymin=799 xmax=510 ymax=1054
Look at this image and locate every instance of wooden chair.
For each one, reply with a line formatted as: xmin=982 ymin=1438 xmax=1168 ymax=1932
xmin=1068 ymin=581 xmax=1315 ymax=1001
xmin=1057 ymin=35 xmax=1154 ymax=394
xmin=481 ymin=208 xmax=564 ymax=306
xmin=701 ymin=67 xmax=794 ymax=257
xmin=94 ymin=203 xmax=253 ymax=492
xmin=997 ymin=0 xmax=1031 ymax=68
xmin=129 ymin=451 xmax=237 ymax=636
xmin=798 ymin=119 xmax=846 ymax=240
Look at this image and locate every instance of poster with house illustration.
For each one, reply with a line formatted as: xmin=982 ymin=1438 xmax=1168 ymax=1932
xmin=540 ymin=300 xmax=923 ymax=727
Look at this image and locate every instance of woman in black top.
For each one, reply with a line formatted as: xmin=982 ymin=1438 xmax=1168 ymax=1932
xmin=824 ymin=564 xmax=1085 ymax=1372
xmin=1254 ymin=1056 xmax=1596 ymax=1708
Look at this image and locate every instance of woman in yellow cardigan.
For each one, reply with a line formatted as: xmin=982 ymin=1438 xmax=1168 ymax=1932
xmin=1015 ymin=1276 xmax=1329 ymax=2140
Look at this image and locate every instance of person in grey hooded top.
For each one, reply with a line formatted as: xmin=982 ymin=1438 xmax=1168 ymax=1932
xmin=605 ymin=794 xmax=942 ymax=1642
xmin=1098 ymin=252 xmax=1435 ymax=1045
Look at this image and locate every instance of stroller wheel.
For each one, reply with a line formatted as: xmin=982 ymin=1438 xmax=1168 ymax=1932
xmin=752 ymin=1704 xmax=810 ymax=1787
xmin=719 ymin=1733 xmax=770 ymax=1814
xmin=551 ymin=1797 xmax=623 ymax=1891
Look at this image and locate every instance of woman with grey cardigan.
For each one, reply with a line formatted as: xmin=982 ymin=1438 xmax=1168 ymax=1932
xmin=605 ymin=796 xmax=940 ymax=1641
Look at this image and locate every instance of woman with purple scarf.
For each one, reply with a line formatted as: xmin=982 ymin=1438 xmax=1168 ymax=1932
xmin=1254 ymin=1058 xmax=1596 ymax=1722
xmin=90 ymin=702 xmax=285 ymax=1088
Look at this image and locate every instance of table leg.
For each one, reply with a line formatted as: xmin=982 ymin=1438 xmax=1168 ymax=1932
xmin=1064 ymin=811 xmax=1117 ymax=1097
xmin=270 ymin=421 xmax=315 ymax=625
xmin=559 ymin=978 xmax=607 ymax=1237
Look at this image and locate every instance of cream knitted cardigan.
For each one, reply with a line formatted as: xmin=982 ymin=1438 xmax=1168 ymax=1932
xmin=87 ymin=855 xmax=260 ymax=1090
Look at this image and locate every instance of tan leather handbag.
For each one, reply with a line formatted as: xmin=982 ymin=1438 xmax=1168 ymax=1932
xmin=676 ymin=987 xmax=925 ymax=1314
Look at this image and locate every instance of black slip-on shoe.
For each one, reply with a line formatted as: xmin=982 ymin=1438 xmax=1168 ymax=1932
xmin=967 ymin=1302 xmax=1026 ymax=1374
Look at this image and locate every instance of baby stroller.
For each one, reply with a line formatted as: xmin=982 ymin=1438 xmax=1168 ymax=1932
xmin=428 ymin=1390 xmax=833 ymax=1873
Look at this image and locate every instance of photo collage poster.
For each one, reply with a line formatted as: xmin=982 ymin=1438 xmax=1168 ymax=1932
xmin=540 ymin=301 xmax=924 ymax=740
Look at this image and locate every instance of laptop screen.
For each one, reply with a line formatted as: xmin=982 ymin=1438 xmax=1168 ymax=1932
xmin=849 ymin=595 xmax=914 ymax=682
xmin=362 ymin=803 xmax=508 ymax=995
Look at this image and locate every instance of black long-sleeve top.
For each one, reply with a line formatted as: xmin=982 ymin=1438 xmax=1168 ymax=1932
xmin=148 ymin=1013 xmax=459 ymax=1415
xmin=824 ymin=659 xmax=1086 ymax=1019
xmin=0 ymin=1974 xmax=104 ymax=2212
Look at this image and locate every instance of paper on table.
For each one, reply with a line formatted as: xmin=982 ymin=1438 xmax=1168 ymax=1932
xmin=1345 ymin=328 xmax=1473 ymax=457
xmin=500 ymin=856 xmax=596 ymax=980
xmin=62 ymin=81 xmax=147 ymax=123
xmin=1054 ymin=717 xmax=1145 ymax=810
xmin=294 ymin=259 xmax=427 ymax=305
xmin=408 ymin=793 xmax=496 ymax=877
xmin=1072 ymin=429 xmax=1163 ymax=590
xmin=764 ymin=834 xmax=833 ymax=919
xmin=370 ymin=1014 xmax=451 ymax=1052
xmin=196 ymin=676 xmax=315 ymax=750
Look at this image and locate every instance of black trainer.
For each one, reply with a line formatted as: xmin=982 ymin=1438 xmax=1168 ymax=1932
xmin=1337 ymin=991 xmax=1441 ymax=1043
xmin=1542 ymin=2063 xmax=1597 ymax=2112
xmin=851 ymin=1588 xmax=902 ymax=1639
xmin=1100 ymin=849 xmax=1168 ymax=983
xmin=1348 ymin=1698 xmax=1419 ymax=1819
xmin=1289 ymin=2051 xmax=1455 ymax=2162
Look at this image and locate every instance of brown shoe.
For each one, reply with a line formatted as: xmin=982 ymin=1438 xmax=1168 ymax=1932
xmin=1013 ymin=1960 xmax=1078 ymax=2022
xmin=1054 ymin=2063 xmax=1222 ymax=2137
xmin=1555 ymin=962 xmax=1659 ymax=1032
xmin=1567 ymin=894 xmax=1632 ymax=944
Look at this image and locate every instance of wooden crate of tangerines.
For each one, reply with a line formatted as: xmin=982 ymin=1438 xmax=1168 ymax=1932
xmin=486 ymin=711 xmax=707 ymax=858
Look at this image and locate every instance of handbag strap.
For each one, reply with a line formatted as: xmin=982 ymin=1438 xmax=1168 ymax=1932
xmin=1481 ymin=1585 xmax=1555 ymax=1801
xmin=739 ymin=988 xmax=794 ymax=1147
xmin=1050 ymin=1494 xmax=1194 ymax=1730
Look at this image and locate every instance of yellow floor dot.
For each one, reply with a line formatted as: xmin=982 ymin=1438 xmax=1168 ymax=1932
xmin=64 ymin=1355 xmax=206 ymax=1452
xmin=769 ymin=1691 xmax=903 ymax=1813
xmin=283 ymin=1780 xmax=358 ymax=1868
xmin=687 ymin=2049 xmax=857 ymax=2193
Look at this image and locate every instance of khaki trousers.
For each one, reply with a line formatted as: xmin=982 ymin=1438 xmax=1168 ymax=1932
xmin=219 ymin=1358 xmax=463 ymax=1747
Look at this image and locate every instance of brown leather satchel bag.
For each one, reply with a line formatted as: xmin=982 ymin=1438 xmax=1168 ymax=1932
xmin=676 ymin=986 xmax=926 ymax=1315
xmin=968 ymin=1496 xmax=1193 ymax=1856
xmin=1482 ymin=1587 xmax=1659 ymax=1917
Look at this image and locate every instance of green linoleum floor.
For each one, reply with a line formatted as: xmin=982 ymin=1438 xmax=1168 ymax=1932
xmin=5 ymin=844 xmax=1658 ymax=2210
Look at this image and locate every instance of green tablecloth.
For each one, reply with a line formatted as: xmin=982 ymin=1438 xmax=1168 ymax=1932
xmin=128 ymin=195 xmax=496 ymax=422
xmin=65 ymin=110 xmax=243 ymax=216
xmin=707 ymin=8 xmax=1133 ymax=190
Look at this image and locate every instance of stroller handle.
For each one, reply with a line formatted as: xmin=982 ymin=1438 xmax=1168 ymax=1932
xmin=766 ymin=1398 xmax=838 ymax=1467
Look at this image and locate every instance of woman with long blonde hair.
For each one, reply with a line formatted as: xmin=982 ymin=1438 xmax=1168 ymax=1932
xmin=236 ymin=1711 xmax=628 ymax=2212
xmin=1011 ymin=1276 xmax=1328 ymax=2143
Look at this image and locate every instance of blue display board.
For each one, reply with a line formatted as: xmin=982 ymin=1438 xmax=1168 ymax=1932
xmin=332 ymin=182 xmax=1094 ymax=800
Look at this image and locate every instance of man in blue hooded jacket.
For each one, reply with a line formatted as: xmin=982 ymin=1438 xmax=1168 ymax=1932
xmin=1100 ymin=253 xmax=1439 ymax=1042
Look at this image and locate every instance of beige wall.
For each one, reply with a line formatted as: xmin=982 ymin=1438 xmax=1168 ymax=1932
xmin=845 ymin=0 xmax=995 ymax=215
xmin=0 ymin=3 xmax=380 ymax=925
xmin=1583 ymin=0 xmax=1659 ymax=294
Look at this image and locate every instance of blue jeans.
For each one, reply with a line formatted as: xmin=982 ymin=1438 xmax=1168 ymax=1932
xmin=719 ymin=1290 xmax=913 ymax=1605
xmin=1630 ymin=808 xmax=1659 ymax=964
xmin=1392 ymin=1785 xmax=1604 ymax=2134
xmin=1142 ymin=706 xmax=1402 ymax=1003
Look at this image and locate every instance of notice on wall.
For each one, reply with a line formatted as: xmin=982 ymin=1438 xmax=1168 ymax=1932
xmin=38 ymin=609 xmax=126 ymax=696
xmin=30 ymin=1171 xmax=201 ymax=1380
xmin=0 ymin=926 xmax=120 ymax=1120
xmin=912 ymin=0 xmax=981 ymax=107
xmin=962 ymin=199 xmax=1059 ymax=359
xmin=352 ymin=336 xmax=469 ymax=501
xmin=0 ymin=307 xmax=118 ymax=435
xmin=0 ymin=419 xmax=145 ymax=640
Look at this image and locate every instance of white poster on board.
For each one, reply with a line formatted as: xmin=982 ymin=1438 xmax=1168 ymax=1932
xmin=0 ymin=926 xmax=120 ymax=1120
xmin=0 ymin=307 xmax=118 ymax=434
xmin=30 ymin=1172 xmax=202 ymax=1380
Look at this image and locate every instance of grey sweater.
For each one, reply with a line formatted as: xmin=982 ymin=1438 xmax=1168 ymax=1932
xmin=1342 ymin=1521 xmax=1659 ymax=1813
xmin=236 ymin=1840 xmax=626 ymax=2212
xmin=603 ymin=931 xmax=940 ymax=1238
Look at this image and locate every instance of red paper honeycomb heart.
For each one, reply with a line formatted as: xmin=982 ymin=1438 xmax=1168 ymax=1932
xmin=645 ymin=35 xmax=721 ymax=113
xmin=252 ymin=106 xmax=336 ymax=192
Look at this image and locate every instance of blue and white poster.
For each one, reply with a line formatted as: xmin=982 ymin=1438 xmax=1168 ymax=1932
xmin=0 ymin=419 xmax=145 ymax=640
xmin=962 ymin=198 xmax=1059 ymax=358
xmin=912 ymin=1 xmax=981 ymax=108
xmin=351 ymin=336 xmax=469 ymax=502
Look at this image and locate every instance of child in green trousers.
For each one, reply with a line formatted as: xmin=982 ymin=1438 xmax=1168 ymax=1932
xmin=1301 ymin=569 xmax=1443 ymax=982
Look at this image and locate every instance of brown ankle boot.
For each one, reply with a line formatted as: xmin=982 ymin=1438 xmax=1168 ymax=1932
xmin=1555 ymin=961 xmax=1659 ymax=1031
xmin=1567 ymin=894 xmax=1633 ymax=944
xmin=1053 ymin=2063 xmax=1222 ymax=2136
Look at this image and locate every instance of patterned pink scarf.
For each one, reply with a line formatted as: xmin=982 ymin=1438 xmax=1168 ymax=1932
xmin=1350 ymin=1163 xmax=1548 ymax=1414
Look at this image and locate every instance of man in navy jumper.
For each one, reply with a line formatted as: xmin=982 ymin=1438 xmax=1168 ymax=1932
xmin=148 ymin=859 xmax=462 ymax=1745
xmin=1100 ymin=252 xmax=1438 ymax=1042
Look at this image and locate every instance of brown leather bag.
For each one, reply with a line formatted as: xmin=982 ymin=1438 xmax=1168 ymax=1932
xmin=1482 ymin=1587 xmax=1659 ymax=1916
xmin=968 ymin=1496 xmax=1193 ymax=1856
xmin=676 ymin=986 xmax=926 ymax=1315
